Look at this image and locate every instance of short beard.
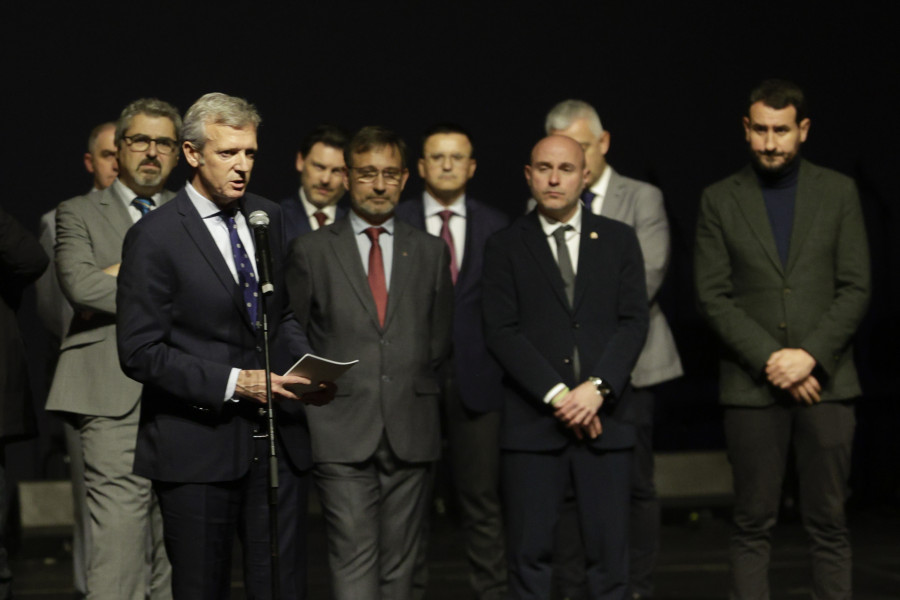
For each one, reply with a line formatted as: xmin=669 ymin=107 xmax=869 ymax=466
xmin=749 ymin=149 xmax=798 ymax=177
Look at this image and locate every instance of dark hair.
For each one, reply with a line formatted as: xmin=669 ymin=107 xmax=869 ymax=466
xmin=115 ymin=98 xmax=183 ymax=144
xmin=345 ymin=126 xmax=407 ymax=169
xmin=748 ymin=79 xmax=808 ymax=123
xmin=299 ymin=124 xmax=349 ymax=157
xmin=421 ymin=122 xmax=475 ymax=158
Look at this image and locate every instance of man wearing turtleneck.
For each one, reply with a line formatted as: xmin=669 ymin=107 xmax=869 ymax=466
xmin=695 ymin=80 xmax=870 ymax=600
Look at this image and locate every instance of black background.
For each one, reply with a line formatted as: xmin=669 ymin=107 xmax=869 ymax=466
xmin=5 ymin=2 xmax=898 ymax=504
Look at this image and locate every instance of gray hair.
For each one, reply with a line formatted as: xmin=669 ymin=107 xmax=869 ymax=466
xmin=115 ymin=98 xmax=183 ymax=144
xmin=182 ymin=93 xmax=261 ymax=151
xmin=544 ymin=99 xmax=604 ymax=137
xmin=87 ymin=122 xmax=115 ymax=153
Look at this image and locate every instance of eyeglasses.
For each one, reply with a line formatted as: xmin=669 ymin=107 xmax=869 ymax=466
xmin=350 ymin=167 xmax=405 ymax=185
xmin=122 ymin=134 xmax=179 ymax=155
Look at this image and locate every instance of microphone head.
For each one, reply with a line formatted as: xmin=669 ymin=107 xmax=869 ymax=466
xmin=248 ymin=210 xmax=270 ymax=228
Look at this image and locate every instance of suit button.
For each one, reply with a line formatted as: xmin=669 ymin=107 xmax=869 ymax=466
xmin=258 ymin=407 xmax=266 ymax=416
xmin=256 ymin=345 xmax=263 ymax=352
xmin=564 ymin=357 xmax=572 ymax=364
xmin=783 ymin=288 xmax=791 ymax=295
xmin=381 ymin=375 xmax=391 ymax=383
xmin=380 ymin=339 xmax=387 ymax=345
xmin=572 ymin=322 xmax=580 ymax=329
xmin=778 ymin=322 xmax=787 ymax=330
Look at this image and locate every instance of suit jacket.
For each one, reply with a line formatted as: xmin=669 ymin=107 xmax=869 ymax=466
xmin=601 ymin=168 xmax=683 ymax=387
xmin=394 ymin=195 xmax=509 ymax=412
xmin=286 ymin=216 xmax=454 ymax=464
xmin=483 ymin=210 xmax=649 ymax=452
xmin=0 ymin=207 xmax=47 ymax=440
xmin=695 ymin=159 xmax=870 ymax=406
xmin=35 ymin=208 xmax=74 ymax=342
xmin=279 ymin=191 xmax=349 ymax=243
xmin=46 ymin=185 xmax=174 ymax=418
xmin=116 ymin=189 xmax=313 ymax=482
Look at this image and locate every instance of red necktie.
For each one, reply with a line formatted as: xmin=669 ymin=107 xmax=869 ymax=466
xmin=365 ymin=227 xmax=388 ymax=326
xmin=439 ymin=209 xmax=459 ymax=285
xmin=313 ymin=211 xmax=327 ymax=229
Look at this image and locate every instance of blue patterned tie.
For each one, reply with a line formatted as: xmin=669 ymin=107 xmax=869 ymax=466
xmin=581 ymin=190 xmax=596 ymax=213
xmin=131 ymin=197 xmax=154 ymax=217
xmin=220 ymin=209 xmax=259 ymax=326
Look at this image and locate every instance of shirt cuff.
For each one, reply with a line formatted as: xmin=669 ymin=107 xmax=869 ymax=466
xmin=543 ymin=383 xmax=568 ymax=406
xmin=225 ymin=368 xmax=241 ymax=402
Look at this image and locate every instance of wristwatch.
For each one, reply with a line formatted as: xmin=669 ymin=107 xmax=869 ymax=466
xmin=588 ymin=377 xmax=613 ymax=399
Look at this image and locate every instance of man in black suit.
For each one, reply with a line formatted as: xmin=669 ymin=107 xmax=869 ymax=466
xmin=286 ymin=126 xmax=453 ymax=600
xmin=280 ymin=125 xmax=349 ymax=241
xmin=0 ymin=207 xmax=48 ymax=599
xmin=395 ymin=123 xmax=509 ymax=600
xmin=483 ymin=135 xmax=648 ymax=600
xmin=117 ymin=92 xmax=333 ymax=599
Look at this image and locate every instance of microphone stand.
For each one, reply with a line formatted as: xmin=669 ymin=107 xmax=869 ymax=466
xmin=258 ymin=297 xmax=281 ymax=600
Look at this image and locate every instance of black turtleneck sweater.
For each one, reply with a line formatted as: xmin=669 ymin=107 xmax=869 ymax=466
xmin=755 ymin=158 xmax=800 ymax=267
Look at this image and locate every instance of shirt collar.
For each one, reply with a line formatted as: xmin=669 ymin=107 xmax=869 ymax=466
xmin=349 ymin=209 xmax=395 ymax=236
xmin=423 ymin=192 xmax=467 ymax=219
xmin=589 ymin=163 xmax=613 ymax=199
xmin=186 ymin=181 xmax=232 ymax=220
xmin=299 ymin=187 xmax=338 ymax=219
xmin=538 ymin=202 xmax=583 ymax=237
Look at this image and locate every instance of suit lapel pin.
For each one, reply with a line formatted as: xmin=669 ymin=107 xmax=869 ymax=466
xmin=590 ymin=231 xmax=598 ymax=239
xmin=402 ymin=251 xmax=409 ymax=256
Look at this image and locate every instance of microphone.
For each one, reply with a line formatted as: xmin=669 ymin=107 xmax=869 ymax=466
xmin=248 ymin=210 xmax=274 ymax=296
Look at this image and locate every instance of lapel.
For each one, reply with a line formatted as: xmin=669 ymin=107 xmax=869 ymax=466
xmin=732 ymin=165 xmax=784 ymax=275
xmin=385 ymin=220 xmax=414 ymax=330
xmin=599 ymin=167 xmax=624 ymax=219
xmin=521 ymin=212 xmax=572 ymax=313
xmin=98 ymin=185 xmax=136 ymax=238
xmin=784 ymin=160 xmax=820 ymax=275
xmin=572 ymin=213 xmax=599 ymax=313
xmin=329 ymin=217 xmax=383 ymax=330
xmin=176 ymin=191 xmax=256 ymax=331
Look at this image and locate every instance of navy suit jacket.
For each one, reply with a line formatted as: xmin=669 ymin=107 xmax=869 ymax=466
xmin=483 ymin=210 xmax=648 ymax=451
xmin=279 ymin=191 xmax=349 ymax=244
xmin=394 ymin=195 xmax=509 ymax=412
xmin=117 ymin=189 xmax=313 ymax=483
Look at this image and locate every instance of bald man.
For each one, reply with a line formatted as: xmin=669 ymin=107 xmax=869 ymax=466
xmin=483 ymin=136 xmax=648 ymax=600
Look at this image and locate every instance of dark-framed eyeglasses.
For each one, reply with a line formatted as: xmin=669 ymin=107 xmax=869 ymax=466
xmin=350 ymin=167 xmax=405 ymax=185
xmin=122 ymin=134 xmax=179 ymax=155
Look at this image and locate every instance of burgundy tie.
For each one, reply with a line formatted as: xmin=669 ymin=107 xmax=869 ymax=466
xmin=438 ymin=209 xmax=459 ymax=285
xmin=313 ymin=210 xmax=327 ymax=229
xmin=365 ymin=227 xmax=388 ymax=327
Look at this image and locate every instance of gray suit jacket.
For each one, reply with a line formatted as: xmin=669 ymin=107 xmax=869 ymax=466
xmin=36 ymin=207 xmax=74 ymax=341
xmin=695 ymin=160 xmax=870 ymax=406
xmin=600 ymin=167 xmax=682 ymax=387
xmin=46 ymin=184 xmax=175 ymax=417
xmin=286 ymin=216 xmax=454 ymax=464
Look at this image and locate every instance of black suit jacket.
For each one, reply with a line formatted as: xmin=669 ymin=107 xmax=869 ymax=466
xmin=394 ymin=195 xmax=509 ymax=413
xmin=117 ymin=189 xmax=312 ymax=483
xmin=0 ymin=207 xmax=47 ymax=440
xmin=483 ymin=210 xmax=648 ymax=451
xmin=279 ymin=191 xmax=349 ymax=243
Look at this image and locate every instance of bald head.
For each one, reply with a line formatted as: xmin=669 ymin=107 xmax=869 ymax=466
xmin=526 ymin=135 xmax=589 ymax=223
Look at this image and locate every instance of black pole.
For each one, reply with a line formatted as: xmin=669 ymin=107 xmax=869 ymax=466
xmin=259 ymin=301 xmax=280 ymax=600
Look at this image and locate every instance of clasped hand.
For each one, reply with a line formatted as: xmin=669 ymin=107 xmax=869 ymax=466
xmin=554 ymin=380 xmax=604 ymax=440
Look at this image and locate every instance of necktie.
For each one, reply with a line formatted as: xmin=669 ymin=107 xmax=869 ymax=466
xmin=220 ymin=209 xmax=259 ymax=326
xmin=552 ymin=225 xmax=579 ymax=379
xmin=438 ymin=209 xmax=459 ymax=285
xmin=132 ymin=197 xmax=154 ymax=217
xmin=365 ymin=227 xmax=388 ymax=327
xmin=552 ymin=225 xmax=576 ymax=306
xmin=581 ymin=190 xmax=596 ymax=214
xmin=313 ymin=210 xmax=327 ymax=229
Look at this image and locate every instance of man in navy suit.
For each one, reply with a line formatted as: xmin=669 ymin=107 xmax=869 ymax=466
xmin=117 ymin=93 xmax=334 ymax=599
xmin=280 ymin=125 xmax=349 ymax=242
xmin=395 ymin=123 xmax=509 ymax=600
xmin=483 ymin=135 xmax=648 ymax=600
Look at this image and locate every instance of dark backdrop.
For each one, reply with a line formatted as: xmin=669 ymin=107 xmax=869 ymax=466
xmin=5 ymin=2 xmax=898 ymax=505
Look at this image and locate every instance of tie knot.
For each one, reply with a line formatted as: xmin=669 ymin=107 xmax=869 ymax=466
xmin=439 ymin=209 xmax=454 ymax=224
xmin=132 ymin=197 xmax=155 ymax=216
xmin=365 ymin=227 xmax=385 ymax=242
xmin=552 ymin=224 xmax=572 ymax=243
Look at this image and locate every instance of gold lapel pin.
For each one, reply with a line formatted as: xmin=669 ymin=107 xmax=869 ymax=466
xmin=590 ymin=231 xmax=598 ymax=239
